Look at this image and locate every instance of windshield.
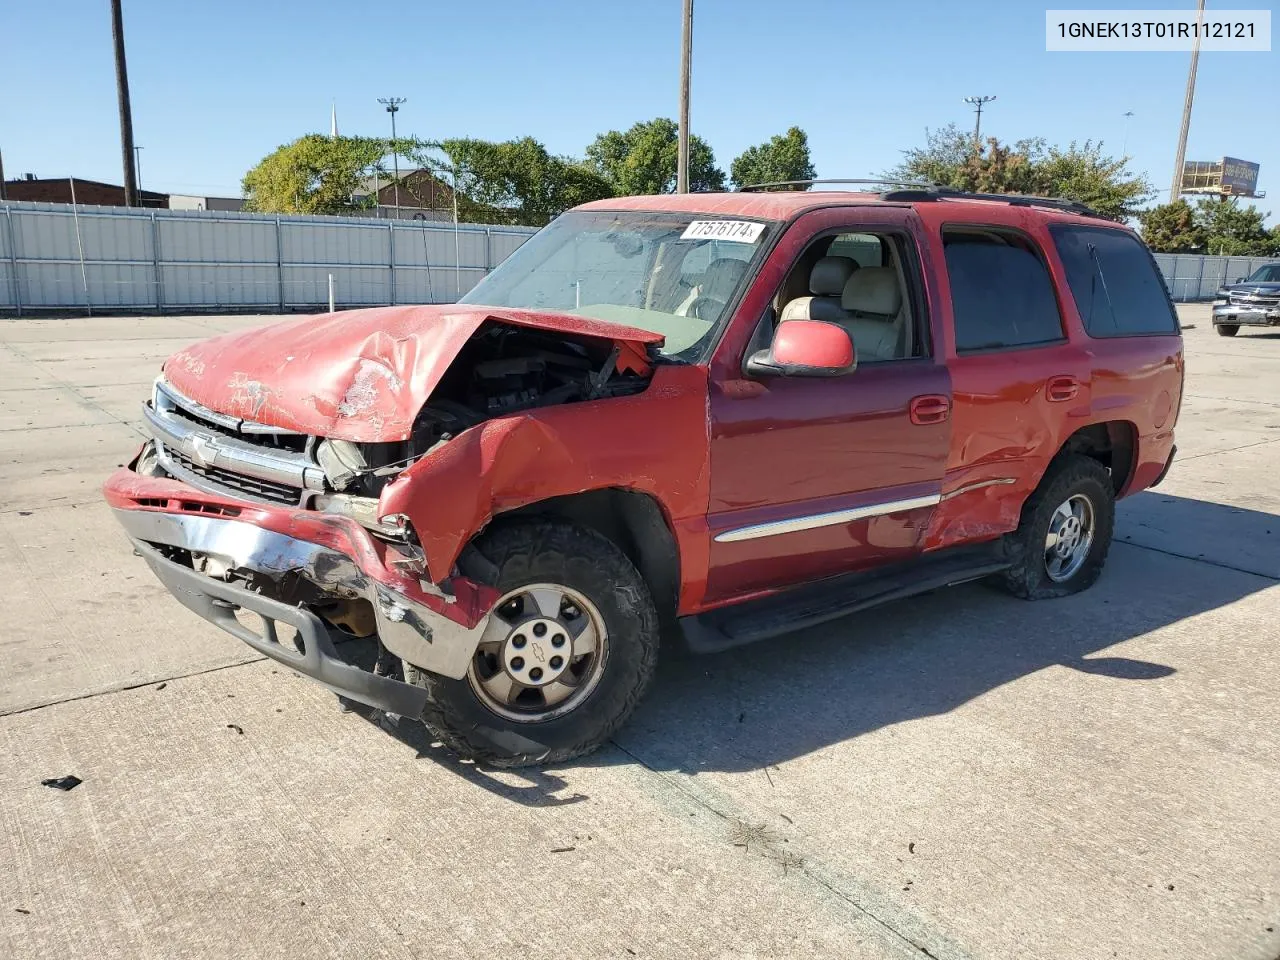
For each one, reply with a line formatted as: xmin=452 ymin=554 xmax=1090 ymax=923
xmin=1246 ymin=264 xmax=1280 ymax=283
xmin=459 ymin=210 xmax=774 ymax=359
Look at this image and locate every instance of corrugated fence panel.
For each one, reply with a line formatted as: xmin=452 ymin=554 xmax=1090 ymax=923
xmin=160 ymin=216 xmax=276 ymax=265
xmin=0 ymin=201 xmax=536 ymax=312
xmin=282 ymin=220 xmax=390 ymax=266
xmin=160 ymin=264 xmax=279 ymax=308
xmin=0 ymin=210 xmax=13 ymax=309
xmin=283 ymin=266 xmax=388 ymax=307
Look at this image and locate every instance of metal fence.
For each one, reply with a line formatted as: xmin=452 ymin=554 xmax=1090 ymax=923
xmin=1152 ymin=252 xmax=1277 ymax=302
xmin=3 ymin=200 xmax=1273 ymax=314
xmin=0 ymin=200 xmax=537 ymax=315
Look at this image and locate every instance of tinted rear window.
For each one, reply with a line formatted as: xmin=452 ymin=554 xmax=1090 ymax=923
xmin=1050 ymin=225 xmax=1178 ymax=337
xmin=943 ymin=237 xmax=1065 ymax=352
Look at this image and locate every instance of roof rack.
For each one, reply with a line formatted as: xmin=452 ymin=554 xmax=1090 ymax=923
xmin=737 ymin=178 xmax=1111 ymax=219
xmin=738 ymin=178 xmax=932 ymax=193
xmin=880 ymin=184 xmax=1109 ymax=219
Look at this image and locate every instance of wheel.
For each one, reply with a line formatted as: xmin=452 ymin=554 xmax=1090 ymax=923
xmin=998 ymin=454 xmax=1115 ymax=600
xmin=1216 ymin=324 xmax=1239 ymax=337
xmin=403 ymin=520 xmax=659 ymax=767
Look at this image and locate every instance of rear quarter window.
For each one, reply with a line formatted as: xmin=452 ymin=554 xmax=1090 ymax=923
xmin=1050 ymin=225 xmax=1179 ymax=337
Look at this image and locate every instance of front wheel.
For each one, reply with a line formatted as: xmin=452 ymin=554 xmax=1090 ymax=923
xmin=403 ymin=520 xmax=659 ymax=767
xmin=1216 ymin=323 xmax=1239 ymax=337
xmin=998 ymin=454 xmax=1115 ymax=600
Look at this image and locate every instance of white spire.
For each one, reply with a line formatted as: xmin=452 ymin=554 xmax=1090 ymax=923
xmin=330 ymin=102 xmax=338 ymax=138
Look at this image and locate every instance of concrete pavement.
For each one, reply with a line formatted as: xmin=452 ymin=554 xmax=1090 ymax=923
xmin=1 ymin=306 xmax=1277 ymax=960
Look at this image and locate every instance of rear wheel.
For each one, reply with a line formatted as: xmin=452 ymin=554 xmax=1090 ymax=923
xmin=998 ymin=454 xmax=1115 ymax=600
xmin=403 ymin=520 xmax=659 ymax=767
xmin=1216 ymin=323 xmax=1239 ymax=337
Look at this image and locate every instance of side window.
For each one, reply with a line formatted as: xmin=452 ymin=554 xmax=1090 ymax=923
xmin=769 ymin=230 xmax=929 ymax=362
xmin=1050 ymin=225 xmax=1179 ymax=337
xmin=943 ymin=230 xmax=1065 ymax=352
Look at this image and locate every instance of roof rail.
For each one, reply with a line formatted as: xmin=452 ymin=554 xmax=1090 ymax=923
xmin=881 ymin=184 xmax=1110 ymax=219
xmin=738 ymin=178 xmax=933 ymax=193
xmin=737 ymin=178 xmax=1111 ymax=219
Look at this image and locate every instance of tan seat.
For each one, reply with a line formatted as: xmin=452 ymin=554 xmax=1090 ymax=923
xmin=779 ymin=256 xmax=858 ymax=325
xmin=838 ymin=267 xmax=903 ymax=361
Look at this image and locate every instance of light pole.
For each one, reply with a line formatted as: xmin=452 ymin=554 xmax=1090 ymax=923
xmin=133 ymin=145 xmax=143 ymax=197
xmin=378 ymin=97 xmax=406 ymax=215
xmin=962 ymin=95 xmax=997 ymax=155
xmin=677 ymin=0 xmax=693 ymax=193
xmin=1170 ymin=0 xmax=1207 ymax=201
xmin=1121 ymin=111 xmax=1135 ymax=157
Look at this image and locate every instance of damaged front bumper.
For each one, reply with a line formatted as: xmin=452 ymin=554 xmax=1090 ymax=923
xmin=104 ymin=466 xmax=499 ymax=716
xmin=1213 ymin=303 xmax=1280 ymax=326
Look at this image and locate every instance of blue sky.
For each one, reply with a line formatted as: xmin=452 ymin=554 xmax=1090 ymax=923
xmin=1 ymin=0 xmax=1275 ymax=209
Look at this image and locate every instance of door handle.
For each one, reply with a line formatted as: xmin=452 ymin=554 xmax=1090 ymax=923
xmin=1046 ymin=375 xmax=1080 ymax=403
xmin=909 ymin=394 xmax=950 ymax=425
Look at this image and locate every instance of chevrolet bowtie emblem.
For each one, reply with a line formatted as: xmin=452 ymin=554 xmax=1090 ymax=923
xmin=187 ymin=434 xmax=217 ymax=468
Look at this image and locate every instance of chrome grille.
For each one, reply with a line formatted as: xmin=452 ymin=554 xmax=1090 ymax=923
xmin=144 ymin=378 xmax=326 ymax=505
xmin=1229 ymin=291 xmax=1280 ymax=306
xmin=164 ymin=449 xmax=303 ymax=505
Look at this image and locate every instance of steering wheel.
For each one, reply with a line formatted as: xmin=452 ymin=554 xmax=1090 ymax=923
xmin=688 ymin=296 xmax=725 ymax=321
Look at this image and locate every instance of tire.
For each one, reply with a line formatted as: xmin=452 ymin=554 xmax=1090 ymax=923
xmin=403 ymin=520 xmax=659 ymax=767
xmin=1216 ymin=324 xmax=1239 ymax=337
xmin=998 ymin=454 xmax=1115 ymax=600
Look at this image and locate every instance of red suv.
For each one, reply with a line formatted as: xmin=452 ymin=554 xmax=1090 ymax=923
xmin=104 ymin=185 xmax=1184 ymax=766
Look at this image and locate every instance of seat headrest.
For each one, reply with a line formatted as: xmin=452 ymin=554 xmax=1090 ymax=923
xmin=841 ymin=266 xmax=901 ymax=318
xmin=779 ymin=296 xmax=817 ymax=322
xmin=702 ymin=258 xmax=747 ymax=300
xmin=809 ymin=256 xmax=857 ymax=297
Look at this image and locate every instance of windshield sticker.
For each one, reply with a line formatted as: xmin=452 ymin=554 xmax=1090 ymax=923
xmin=679 ymin=220 xmax=766 ymax=243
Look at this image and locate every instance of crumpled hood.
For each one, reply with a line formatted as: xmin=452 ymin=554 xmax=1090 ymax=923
xmin=162 ymin=305 xmax=663 ymax=442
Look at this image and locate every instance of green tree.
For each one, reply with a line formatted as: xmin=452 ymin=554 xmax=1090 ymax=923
xmin=1137 ymin=199 xmax=1205 ymax=252
xmin=586 ymin=118 xmax=725 ymax=195
xmin=429 ymin=137 xmax=614 ymax=227
xmin=729 ymin=127 xmax=816 ymax=190
xmin=242 ymin=134 xmax=419 ymax=215
xmin=1191 ymin=196 xmax=1277 ymax=256
xmin=887 ymin=124 xmax=1153 ymax=220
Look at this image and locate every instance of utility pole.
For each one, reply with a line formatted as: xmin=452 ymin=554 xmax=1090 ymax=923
xmin=676 ymin=0 xmax=693 ymax=193
xmin=110 ymin=0 xmax=139 ymax=207
xmin=134 ymin=145 xmax=143 ymax=197
xmin=0 ymin=147 xmax=6 ymax=200
xmin=1121 ymin=111 xmax=1135 ymax=157
xmin=1170 ymin=0 xmax=1207 ymax=202
xmin=378 ymin=97 xmax=406 ymax=216
xmin=962 ymin=95 xmax=997 ymax=155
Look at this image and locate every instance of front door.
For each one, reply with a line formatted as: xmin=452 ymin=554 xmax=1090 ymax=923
xmin=702 ymin=209 xmax=952 ymax=604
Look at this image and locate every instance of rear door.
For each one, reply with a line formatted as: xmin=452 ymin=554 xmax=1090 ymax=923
xmin=702 ymin=206 xmax=952 ymax=603
xmin=924 ymin=218 xmax=1094 ymax=550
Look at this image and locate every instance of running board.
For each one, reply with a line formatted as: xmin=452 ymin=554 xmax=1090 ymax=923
xmin=679 ymin=542 xmax=1010 ymax=654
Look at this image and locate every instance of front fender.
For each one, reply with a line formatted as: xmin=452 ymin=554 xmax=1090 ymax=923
xmin=377 ymin=364 xmax=712 ymax=586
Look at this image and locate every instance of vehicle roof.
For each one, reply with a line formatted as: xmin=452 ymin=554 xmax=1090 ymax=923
xmin=574 ymin=190 xmax=1128 ymax=229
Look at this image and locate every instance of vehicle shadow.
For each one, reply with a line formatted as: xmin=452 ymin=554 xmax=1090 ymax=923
xmin=354 ymin=493 xmax=1275 ymax=791
xmin=614 ymin=493 xmax=1276 ymax=774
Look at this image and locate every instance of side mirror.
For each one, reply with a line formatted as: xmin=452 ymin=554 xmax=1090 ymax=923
xmin=744 ymin=319 xmax=856 ymax=378
xmin=1234 ymin=277 xmax=1246 ymax=284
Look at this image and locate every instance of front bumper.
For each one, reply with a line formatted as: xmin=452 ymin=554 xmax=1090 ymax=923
xmin=1213 ymin=303 xmax=1280 ymax=326
xmin=105 ymin=466 xmax=499 ymax=715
